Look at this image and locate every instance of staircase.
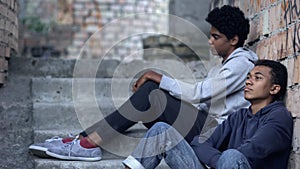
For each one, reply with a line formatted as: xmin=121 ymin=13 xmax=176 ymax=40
xmin=29 ymin=58 xmax=207 ymax=168
xmin=32 ymin=78 xmax=166 ymax=168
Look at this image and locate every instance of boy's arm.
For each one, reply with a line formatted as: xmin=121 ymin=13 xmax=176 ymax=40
xmin=191 ymin=113 xmax=236 ymax=168
xmin=159 ymin=56 xmax=254 ymax=104
xmin=132 ymin=70 xmax=162 ymax=92
xmin=237 ymin=108 xmax=293 ymax=160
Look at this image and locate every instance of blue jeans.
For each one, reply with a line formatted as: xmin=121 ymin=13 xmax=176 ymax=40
xmin=124 ymin=122 xmax=251 ymax=169
xmin=124 ymin=122 xmax=205 ymax=169
xmin=217 ymin=149 xmax=251 ymax=169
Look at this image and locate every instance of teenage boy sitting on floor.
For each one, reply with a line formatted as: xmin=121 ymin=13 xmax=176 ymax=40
xmin=123 ymin=59 xmax=293 ymax=169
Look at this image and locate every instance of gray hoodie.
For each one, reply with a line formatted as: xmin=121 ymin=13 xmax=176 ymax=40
xmin=159 ymin=47 xmax=258 ymax=123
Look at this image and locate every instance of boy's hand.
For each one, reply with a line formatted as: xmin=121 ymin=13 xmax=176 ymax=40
xmin=132 ymin=70 xmax=162 ymax=92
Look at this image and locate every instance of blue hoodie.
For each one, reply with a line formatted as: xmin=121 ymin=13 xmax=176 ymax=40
xmin=191 ymin=101 xmax=293 ymax=169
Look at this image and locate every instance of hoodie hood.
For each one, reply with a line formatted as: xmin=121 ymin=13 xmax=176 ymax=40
xmin=224 ymin=47 xmax=258 ymax=64
xmin=257 ymin=101 xmax=287 ymax=115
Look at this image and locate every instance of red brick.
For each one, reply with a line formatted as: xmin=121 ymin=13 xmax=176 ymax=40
xmin=256 ymin=38 xmax=270 ymax=59
xmin=282 ymin=57 xmax=295 ymax=86
xmin=4 ymin=47 xmax=10 ymax=58
xmin=0 ymin=72 xmax=6 ymax=84
xmin=281 ymin=0 xmax=300 ymax=24
xmin=0 ymin=4 xmax=7 ymax=18
xmin=286 ymin=86 xmax=300 ymax=117
xmin=291 ymin=118 xmax=300 ymax=154
xmin=287 ymin=23 xmax=300 ymax=56
xmin=272 ymin=31 xmax=288 ymax=59
xmin=0 ymin=46 xmax=5 ymax=57
xmin=263 ymin=0 xmax=278 ymax=8
xmin=0 ymin=57 xmax=8 ymax=71
xmin=256 ymin=12 xmax=265 ymax=37
xmin=236 ymin=0 xmax=261 ymax=17
xmin=269 ymin=3 xmax=286 ymax=32
xmin=266 ymin=23 xmax=300 ymax=59
xmin=293 ymin=55 xmax=300 ymax=84
xmin=249 ymin=17 xmax=260 ymax=44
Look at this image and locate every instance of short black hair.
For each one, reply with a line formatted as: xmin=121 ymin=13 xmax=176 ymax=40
xmin=255 ymin=59 xmax=288 ymax=101
xmin=205 ymin=5 xmax=250 ymax=47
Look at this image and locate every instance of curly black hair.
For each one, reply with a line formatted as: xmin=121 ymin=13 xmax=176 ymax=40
xmin=205 ymin=5 xmax=250 ymax=47
xmin=254 ymin=59 xmax=288 ymax=102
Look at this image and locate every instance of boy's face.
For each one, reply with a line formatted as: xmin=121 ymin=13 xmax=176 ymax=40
xmin=208 ymin=26 xmax=235 ymax=60
xmin=244 ymin=66 xmax=275 ymax=102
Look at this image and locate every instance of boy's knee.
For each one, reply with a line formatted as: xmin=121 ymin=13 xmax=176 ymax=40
xmin=151 ymin=122 xmax=170 ymax=131
xmin=217 ymin=149 xmax=250 ymax=169
xmin=221 ymin=149 xmax=241 ymax=157
xmin=144 ymin=122 xmax=171 ymax=138
xmin=148 ymin=122 xmax=183 ymax=143
xmin=148 ymin=122 xmax=172 ymax=134
xmin=142 ymin=80 xmax=159 ymax=89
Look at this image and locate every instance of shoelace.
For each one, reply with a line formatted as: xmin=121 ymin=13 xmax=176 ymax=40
xmin=45 ymin=136 xmax=62 ymax=142
xmin=65 ymin=135 xmax=80 ymax=157
xmin=45 ymin=134 xmax=76 ymax=143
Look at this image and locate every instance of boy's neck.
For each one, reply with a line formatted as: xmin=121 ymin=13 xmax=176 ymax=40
xmin=250 ymin=99 xmax=273 ymax=115
xmin=222 ymin=46 xmax=238 ymax=62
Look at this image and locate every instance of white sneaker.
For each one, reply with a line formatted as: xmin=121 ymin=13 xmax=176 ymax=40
xmin=29 ymin=135 xmax=75 ymax=157
xmin=46 ymin=139 xmax=102 ymax=161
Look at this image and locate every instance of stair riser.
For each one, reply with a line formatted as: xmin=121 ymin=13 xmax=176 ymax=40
xmin=13 ymin=57 xmax=204 ymax=79
xmin=33 ymin=101 xmax=126 ymax=130
xmin=32 ymin=78 xmax=133 ymax=103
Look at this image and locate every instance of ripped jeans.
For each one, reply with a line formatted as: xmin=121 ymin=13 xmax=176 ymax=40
xmin=123 ymin=122 xmax=251 ymax=169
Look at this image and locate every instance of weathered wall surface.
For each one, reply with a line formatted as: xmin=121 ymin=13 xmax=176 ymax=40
xmin=169 ymin=0 xmax=210 ymax=35
xmin=19 ymin=0 xmax=169 ymax=60
xmin=0 ymin=0 xmax=18 ymax=85
xmin=0 ymin=2 xmax=33 ymax=169
xmin=0 ymin=59 xmax=34 ymax=169
xmin=211 ymin=0 xmax=300 ymax=168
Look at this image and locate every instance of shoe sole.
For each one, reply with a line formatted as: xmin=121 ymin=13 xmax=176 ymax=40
xmin=46 ymin=151 xmax=102 ymax=161
xmin=29 ymin=145 xmax=50 ymax=158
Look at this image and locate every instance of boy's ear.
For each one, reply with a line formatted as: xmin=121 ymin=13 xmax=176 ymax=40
xmin=230 ymin=35 xmax=239 ymax=46
xmin=270 ymin=84 xmax=281 ymax=95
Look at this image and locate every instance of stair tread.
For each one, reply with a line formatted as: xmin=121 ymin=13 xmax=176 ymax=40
xmin=34 ymin=158 xmax=170 ymax=169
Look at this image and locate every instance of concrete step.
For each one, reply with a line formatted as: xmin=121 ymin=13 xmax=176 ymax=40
xmin=11 ymin=57 xmax=207 ymax=79
xmin=33 ymin=100 xmax=126 ymax=130
xmin=34 ymin=158 xmax=170 ymax=169
xmin=32 ymin=76 xmax=202 ymax=104
xmin=10 ymin=57 xmax=120 ymax=78
xmin=32 ymin=78 xmax=133 ymax=103
xmin=28 ymin=57 xmax=206 ymax=169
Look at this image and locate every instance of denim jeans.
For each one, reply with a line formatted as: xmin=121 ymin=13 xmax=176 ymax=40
xmin=216 ymin=149 xmax=251 ymax=169
xmin=123 ymin=122 xmax=252 ymax=169
xmin=82 ymin=81 xmax=217 ymax=143
xmin=123 ymin=122 xmax=206 ymax=169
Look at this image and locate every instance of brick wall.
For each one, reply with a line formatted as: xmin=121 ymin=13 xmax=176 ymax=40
xmin=19 ymin=0 xmax=169 ymax=60
xmin=0 ymin=0 xmax=18 ymax=85
xmin=210 ymin=0 xmax=300 ymax=168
